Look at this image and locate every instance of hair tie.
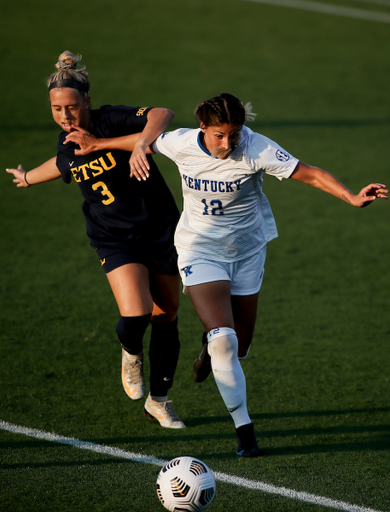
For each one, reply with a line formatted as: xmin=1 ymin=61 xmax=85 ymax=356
xmin=57 ymin=61 xmax=77 ymax=70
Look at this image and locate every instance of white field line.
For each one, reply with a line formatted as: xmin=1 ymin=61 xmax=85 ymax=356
xmin=1 ymin=420 xmax=386 ymax=512
xmin=241 ymin=0 xmax=390 ymax=23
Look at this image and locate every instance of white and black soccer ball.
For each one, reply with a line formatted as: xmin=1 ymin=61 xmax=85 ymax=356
xmin=156 ymin=456 xmax=216 ymax=511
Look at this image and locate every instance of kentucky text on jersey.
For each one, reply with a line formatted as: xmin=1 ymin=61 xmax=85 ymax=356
xmin=182 ymin=173 xmax=241 ymax=192
xmin=70 ymin=152 xmax=116 ymax=182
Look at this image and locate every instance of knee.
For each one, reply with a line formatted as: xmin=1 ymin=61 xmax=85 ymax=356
xmin=207 ymin=327 xmax=238 ymax=360
xmin=151 ymin=302 xmax=179 ymax=323
xmin=116 ymin=314 xmax=151 ymax=345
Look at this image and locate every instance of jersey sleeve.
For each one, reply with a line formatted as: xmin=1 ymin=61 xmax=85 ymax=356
xmin=245 ymin=131 xmax=299 ymax=180
xmin=96 ymin=105 xmax=153 ymax=137
xmin=152 ymin=128 xmax=191 ymax=161
xmin=56 ymin=133 xmax=73 ymax=183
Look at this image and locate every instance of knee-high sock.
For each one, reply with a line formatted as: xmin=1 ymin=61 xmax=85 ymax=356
xmin=208 ymin=327 xmax=251 ymax=428
xmin=116 ymin=314 xmax=151 ymax=355
xmin=149 ymin=317 xmax=180 ymax=398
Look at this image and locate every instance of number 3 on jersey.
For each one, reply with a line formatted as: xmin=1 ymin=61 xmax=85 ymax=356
xmin=202 ymin=199 xmax=224 ymax=215
xmin=93 ymin=181 xmax=115 ymax=205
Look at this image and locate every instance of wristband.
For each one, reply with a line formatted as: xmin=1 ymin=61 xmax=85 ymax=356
xmin=24 ymin=172 xmax=31 ymax=186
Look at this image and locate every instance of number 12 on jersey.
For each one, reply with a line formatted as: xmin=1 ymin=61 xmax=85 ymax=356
xmin=202 ymin=199 xmax=224 ymax=215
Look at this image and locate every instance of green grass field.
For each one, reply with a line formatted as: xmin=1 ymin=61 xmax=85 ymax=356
xmin=1 ymin=0 xmax=390 ymax=510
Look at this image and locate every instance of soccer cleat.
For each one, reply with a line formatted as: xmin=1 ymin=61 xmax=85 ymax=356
xmin=121 ymin=349 xmax=145 ymax=401
xmin=235 ymin=423 xmax=262 ymax=458
xmin=144 ymin=394 xmax=186 ymax=429
xmin=193 ymin=331 xmax=212 ymax=383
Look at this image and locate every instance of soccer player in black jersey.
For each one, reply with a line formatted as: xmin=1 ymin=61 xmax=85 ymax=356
xmin=6 ymin=50 xmax=185 ymax=429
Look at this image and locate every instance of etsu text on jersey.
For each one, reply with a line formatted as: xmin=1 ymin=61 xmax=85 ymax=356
xmin=70 ymin=152 xmax=117 ymax=182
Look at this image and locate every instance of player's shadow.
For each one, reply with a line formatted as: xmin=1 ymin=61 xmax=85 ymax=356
xmin=90 ymin=406 xmax=390 ymax=460
xmin=2 ymin=405 xmax=389 ymax=468
xmin=186 ymin=405 xmax=390 ymax=426
xmin=178 ymin=406 xmax=390 ymax=459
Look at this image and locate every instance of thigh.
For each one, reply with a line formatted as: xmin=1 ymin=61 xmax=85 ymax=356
xmin=150 ymin=273 xmax=181 ymax=322
xmin=187 ymin=280 xmax=234 ymax=332
xmin=106 ymin=263 xmax=153 ymax=317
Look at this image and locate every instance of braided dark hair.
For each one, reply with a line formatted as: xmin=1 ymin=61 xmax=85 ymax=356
xmin=194 ymin=93 xmax=254 ymax=127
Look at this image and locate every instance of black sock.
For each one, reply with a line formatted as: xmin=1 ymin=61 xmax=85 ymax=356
xmin=116 ymin=314 xmax=151 ymax=355
xmin=149 ymin=317 xmax=180 ymax=397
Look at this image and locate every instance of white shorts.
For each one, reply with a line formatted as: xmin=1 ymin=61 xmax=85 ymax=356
xmin=178 ymin=246 xmax=266 ymax=296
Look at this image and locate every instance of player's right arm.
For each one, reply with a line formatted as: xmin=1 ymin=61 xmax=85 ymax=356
xmin=6 ymin=157 xmax=61 ymax=188
xmin=64 ymin=126 xmax=155 ymax=155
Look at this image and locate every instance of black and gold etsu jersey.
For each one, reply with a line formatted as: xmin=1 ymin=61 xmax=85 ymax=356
xmin=56 ymin=105 xmax=179 ymax=256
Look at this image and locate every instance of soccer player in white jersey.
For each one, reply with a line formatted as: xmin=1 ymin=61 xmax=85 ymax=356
xmin=64 ymin=93 xmax=387 ymax=457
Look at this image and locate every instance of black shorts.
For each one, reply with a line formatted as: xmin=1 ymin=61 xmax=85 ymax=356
xmin=95 ymin=247 xmax=179 ymax=275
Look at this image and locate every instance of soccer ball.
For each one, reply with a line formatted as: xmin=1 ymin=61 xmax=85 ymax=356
xmin=156 ymin=456 xmax=216 ymax=511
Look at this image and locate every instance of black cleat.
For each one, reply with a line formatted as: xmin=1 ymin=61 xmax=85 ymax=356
xmin=192 ymin=331 xmax=212 ymax=383
xmin=236 ymin=423 xmax=262 ymax=458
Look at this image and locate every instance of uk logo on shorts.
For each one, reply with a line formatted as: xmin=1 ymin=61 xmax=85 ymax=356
xmin=182 ymin=265 xmax=193 ymax=277
xmin=276 ymin=149 xmax=290 ymax=162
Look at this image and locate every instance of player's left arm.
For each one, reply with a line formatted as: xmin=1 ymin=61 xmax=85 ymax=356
xmin=290 ymin=161 xmax=388 ymax=208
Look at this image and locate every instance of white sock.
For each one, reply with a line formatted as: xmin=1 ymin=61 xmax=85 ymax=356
xmin=207 ymin=327 xmax=251 ymax=428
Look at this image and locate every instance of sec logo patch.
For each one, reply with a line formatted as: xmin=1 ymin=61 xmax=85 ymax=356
xmin=276 ymin=149 xmax=290 ymax=162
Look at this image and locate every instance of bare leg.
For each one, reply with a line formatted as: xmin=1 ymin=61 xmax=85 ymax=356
xmin=107 ymin=263 xmax=180 ymax=321
xmin=106 ymin=263 xmax=153 ymax=316
xmin=187 ymin=280 xmax=234 ymax=331
xmin=150 ymin=273 xmax=181 ymax=322
xmin=231 ymin=293 xmax=259 ymax=358
xmin=107 ymin=264 xmax=182 ymax=417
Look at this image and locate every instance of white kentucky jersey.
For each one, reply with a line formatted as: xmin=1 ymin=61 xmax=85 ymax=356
xmin=152 ymin=125 xmax=299 ymax=263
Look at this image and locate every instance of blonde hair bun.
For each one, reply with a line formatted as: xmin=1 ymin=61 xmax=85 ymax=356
xmin=47 ymin=50 xmax=90 ymax=94
xmin=55 ymin=51 xmax=84 ymax=72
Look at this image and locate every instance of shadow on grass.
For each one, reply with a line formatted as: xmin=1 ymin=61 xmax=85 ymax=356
xmin=187 ymin=406 xmax=390 ymax=426
xmin=1 ymin=435 xmax=389 ymax=470
xmin=1 ymin=405 xmax=389 ymax=468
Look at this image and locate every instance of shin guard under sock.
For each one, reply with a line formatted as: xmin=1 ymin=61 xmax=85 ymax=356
xmin=116 ymin=314 xmax=151 ymax=355
xmin=207 ymin=327 xmax=251 ymax=428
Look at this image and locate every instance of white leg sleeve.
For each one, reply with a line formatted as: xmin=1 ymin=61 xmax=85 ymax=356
xmin=207 ymin=327 xmax=251 ymax=428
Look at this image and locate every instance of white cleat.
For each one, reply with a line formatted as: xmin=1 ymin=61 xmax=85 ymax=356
xmin=144 ymin=394 xmax=186 ymax=429
xmin=122 ymin=349 xmax=145 ymax=401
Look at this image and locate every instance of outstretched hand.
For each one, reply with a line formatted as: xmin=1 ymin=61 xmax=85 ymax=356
xmin=352 ymin=183 xmax=388 ymax=208
xmin=64 ymin=125 xmax=99 ymax=155
xmin=6 ymin=165 xmax=29 ymax=188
